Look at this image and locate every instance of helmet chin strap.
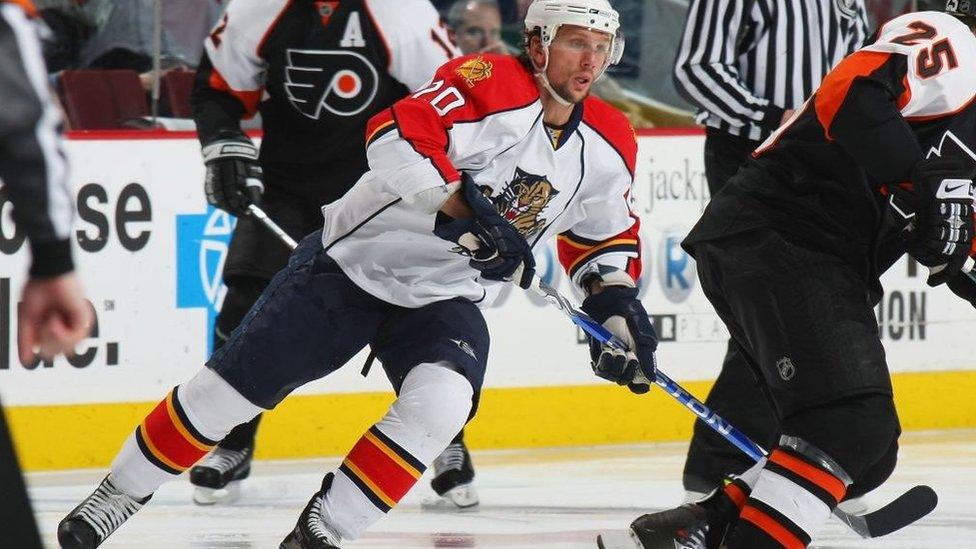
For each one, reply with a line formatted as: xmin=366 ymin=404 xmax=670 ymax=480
xmin=532 ymin=47 xmax=573 ymax=107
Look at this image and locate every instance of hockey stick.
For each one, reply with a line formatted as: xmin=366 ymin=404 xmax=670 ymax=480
xmin=247 ymin=204 xmax=298 ymax=249
xmin=251 ymin=212 xmax=936 ymax=539
xmin=523 ymin=274 xmax=937 ymax=540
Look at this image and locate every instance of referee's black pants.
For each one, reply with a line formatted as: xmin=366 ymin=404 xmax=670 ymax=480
xmin=681 ymin=128 xmax=780 ymax=494
xmin=0 ymin=398 xmax=43 ymax=548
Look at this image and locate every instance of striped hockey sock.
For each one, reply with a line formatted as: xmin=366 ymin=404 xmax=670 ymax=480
xmin=726 ymin=442 xmax=851 ymax=548
xmin=110 ymin=367 xmax=264 ymax=498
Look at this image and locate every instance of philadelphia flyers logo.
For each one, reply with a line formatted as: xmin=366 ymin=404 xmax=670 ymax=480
xmin=284 ymin=49 xmax=379 ymax=119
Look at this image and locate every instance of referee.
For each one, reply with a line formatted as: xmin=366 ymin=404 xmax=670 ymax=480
xmin=1 ymin=1 xmax=92 ymax=547
xmin=673 ymin=0 xmax=869 ymax=498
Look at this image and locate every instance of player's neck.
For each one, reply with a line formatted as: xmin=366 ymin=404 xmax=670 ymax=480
xmin=539 ymin=88 xmax=574 ymax=126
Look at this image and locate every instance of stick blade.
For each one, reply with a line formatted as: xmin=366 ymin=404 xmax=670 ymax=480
xmin=865 ymin=485 xmax=938 ymax=538
xmin=835 ymin=485 xmax=938 ymax=538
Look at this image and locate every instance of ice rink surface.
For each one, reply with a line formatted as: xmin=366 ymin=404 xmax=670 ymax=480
xmin=31 ymin=430 xmax=975 ymax=548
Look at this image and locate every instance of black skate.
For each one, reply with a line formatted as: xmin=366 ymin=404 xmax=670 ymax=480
xmin=57 ymin=474 xmax=151 ymax=549
xmin=189 ymin=446 xmax=252 ymax=505
xmin=423 ymin=441 xmax=478 ymax=509
xmin=597 ymin=485 xmax=740 ymax=549
xmin=280 ymin=473 xmax=342 ymax=549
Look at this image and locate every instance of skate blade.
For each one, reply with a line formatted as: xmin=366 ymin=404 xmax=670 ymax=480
xmin=192 ymin=482 xmax=242 ymax=505
xmin=420 ymin=484 xmax=479 ymax=511
xmin=595 ymin=530 xmax=644 ymax=549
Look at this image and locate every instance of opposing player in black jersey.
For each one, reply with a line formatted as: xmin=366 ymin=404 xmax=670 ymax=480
xmin=186 ymin=0 xmax=472 ymax=507
xmin=621 ymin=3 xmax=976 ymax=548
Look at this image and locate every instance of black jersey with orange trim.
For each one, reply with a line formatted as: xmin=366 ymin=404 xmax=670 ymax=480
xmin=685 ymin=11 xmax=976 ymax=284
xmin=191 ymin=0 xmax=457 ymax=175
xmin=321 ymin=54 xmax=642 ymax=307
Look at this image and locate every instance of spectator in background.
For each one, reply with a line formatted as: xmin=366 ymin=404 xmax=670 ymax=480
xmin=447 ymin=0 xmax=507 ymax=54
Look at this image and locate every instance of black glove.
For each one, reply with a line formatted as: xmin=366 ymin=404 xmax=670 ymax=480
xmin=202 ymin=138 xmax=264 ymax=216
xmin=892 ymin=156 xmax=976 ymax=286
xmin=580 ymin=284 xmax=658 ymax=394
xmin=433 ymin=173 xmax=536 ymax=288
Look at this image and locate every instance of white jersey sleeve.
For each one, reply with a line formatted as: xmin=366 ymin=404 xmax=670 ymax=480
xmin=364 ymin=0 xmax=460 ymax=92
xmin=867 ymin=11 xmax=976 ymax=120
xmin=202 ymin=0 xmax=286 ymax=111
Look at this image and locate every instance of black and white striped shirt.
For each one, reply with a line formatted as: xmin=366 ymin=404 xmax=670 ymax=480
xmin=674 ymin=0 xmax=870 ymax=141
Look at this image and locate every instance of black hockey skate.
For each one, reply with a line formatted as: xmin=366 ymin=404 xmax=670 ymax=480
xmin=189 ymin=445 xmax=252 ymax=505
xmin=57 ymin=474 xmax=151 ymax=549
xmin=598 ymin=484 xmax=740 ymax=549
xmin=280 ymin=473 xmax=342 ymax=549
xmin=424 ymin=441 xmax=478 ymax=509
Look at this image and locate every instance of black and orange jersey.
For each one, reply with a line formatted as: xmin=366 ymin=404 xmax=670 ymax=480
xmin=191 ymin=0 xmax=458 ymax=170
xmin=686 ymin=11 xmax=976 ymax=282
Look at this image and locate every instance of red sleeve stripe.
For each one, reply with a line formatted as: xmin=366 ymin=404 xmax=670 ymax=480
xmin=7 ymin=0 xmax=37 ymax=17
xmin=815 ymin=51 xmax=896 ymax=140
xmin=558 ymin=236 xmax=640 ymax=279
xmin=208 ymin=68 xmax=262 ymax=117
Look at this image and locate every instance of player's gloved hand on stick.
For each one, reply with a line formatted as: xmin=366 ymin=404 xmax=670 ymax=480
xmin=202 ymin=137 xmax=264 ymax=217
xmin=579 ymin=275 xmax=657 ymax=394
xmin=433 ymin=173 xmax=536 ymax=288
xmin=891 ymin=156 xmax=976 ymax=286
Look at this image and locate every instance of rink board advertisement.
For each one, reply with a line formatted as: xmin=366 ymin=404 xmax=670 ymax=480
xmin=2 ymin=131 xmax=975 ymax=469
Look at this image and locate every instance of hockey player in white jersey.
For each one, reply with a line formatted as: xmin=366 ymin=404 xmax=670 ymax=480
xmin=57 ymin=1 xmax=657 ymax=547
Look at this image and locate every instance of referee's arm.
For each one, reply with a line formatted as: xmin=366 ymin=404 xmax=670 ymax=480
xmin=0 ymin=1 xmax=73 ymax=277
xmin=673 ymin=0 xmax=784 ymax=132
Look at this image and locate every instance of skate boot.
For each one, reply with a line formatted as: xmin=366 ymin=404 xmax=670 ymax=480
xmin=426 ymin=441 xmax=478 ymax=509
xmin=627 ymin=483 xmax=741 ymax=549
xmin=57 ymin=474 xmax=151 ymax=549
xmin=190 ymin=445 xmax=252 ymax=505
xmin=280 ymin=473 xmax=342 ymax=549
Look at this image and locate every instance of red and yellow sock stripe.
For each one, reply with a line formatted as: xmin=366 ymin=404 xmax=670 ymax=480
xmin=339 ymin=426 xmax=426 ymax=513
xmin=134 ymin=387 xmax=218 ymax=475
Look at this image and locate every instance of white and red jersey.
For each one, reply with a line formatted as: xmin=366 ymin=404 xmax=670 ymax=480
xmin=320 ymin=54 xmax=642 ymax=308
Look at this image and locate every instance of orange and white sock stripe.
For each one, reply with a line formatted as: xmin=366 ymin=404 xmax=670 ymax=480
xmin=738 ymin=447 xmax=850 ymax=548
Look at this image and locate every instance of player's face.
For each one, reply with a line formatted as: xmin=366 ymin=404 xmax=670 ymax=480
xmin=453 ymin=4 xmax=504 ymax=54
xmin=544 ymin=26 xmax=611 ymax=103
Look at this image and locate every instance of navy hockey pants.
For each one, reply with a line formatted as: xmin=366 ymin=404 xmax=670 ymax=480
xmin=206 ymin=230 xmax=490 ymax=412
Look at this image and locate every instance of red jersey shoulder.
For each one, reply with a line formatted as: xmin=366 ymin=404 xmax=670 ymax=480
xmin=582 ymin=95 xmax=637 ymax=176
xmin=431 ymin=54 xmax=539 ymax=121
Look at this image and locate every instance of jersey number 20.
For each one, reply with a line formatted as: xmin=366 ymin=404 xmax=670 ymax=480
xmin=412 ymin=80 xmax=465 ymax=116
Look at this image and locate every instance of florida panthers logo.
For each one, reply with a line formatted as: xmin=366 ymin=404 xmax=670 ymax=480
xmin=481 ymin=168 xmax=559 ymax=238
xmin=284 ymin=49 xmax=379 ymax=119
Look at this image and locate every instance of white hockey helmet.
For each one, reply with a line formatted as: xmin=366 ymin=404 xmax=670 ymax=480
xmin=523 ymin=0 xmax=625 ymax=67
